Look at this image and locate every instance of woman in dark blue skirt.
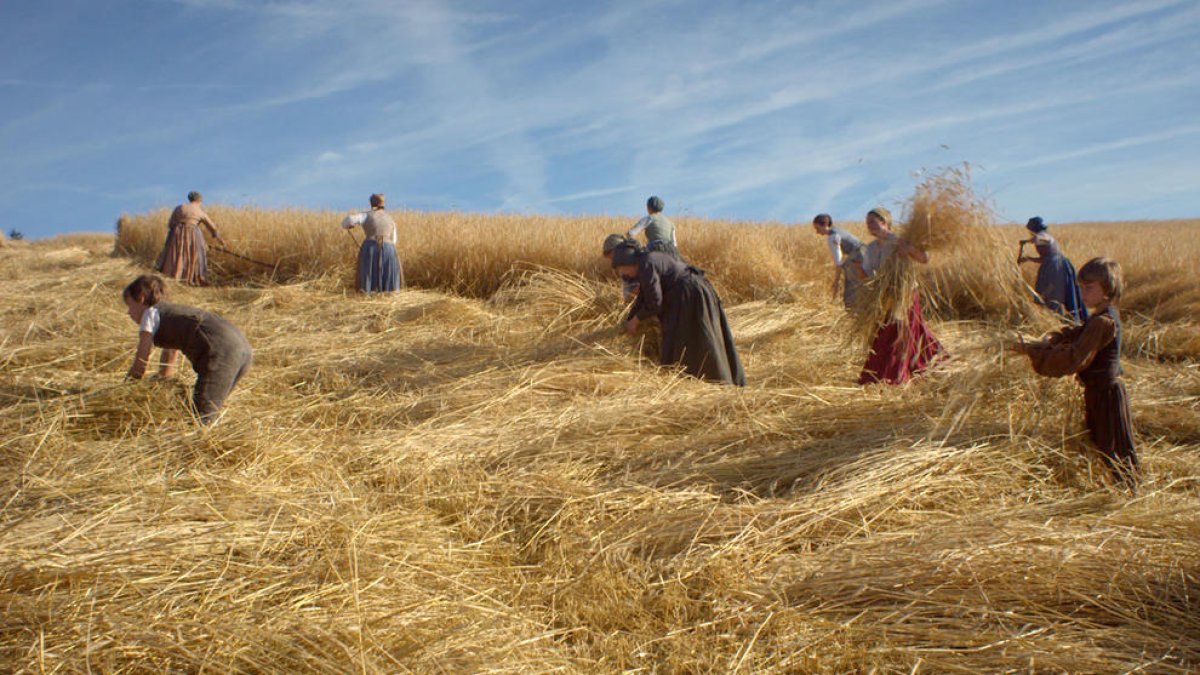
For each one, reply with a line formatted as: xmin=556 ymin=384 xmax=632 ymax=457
xmin=342 ymin=194 xmax=402 ymax=293
xmin=611 ymin=243 xmax=744 ymax=385
xmin=1020 ymin=217 xmax=1086 ymax=322
xmin=356 ymin=237 xmax=401 ymax=293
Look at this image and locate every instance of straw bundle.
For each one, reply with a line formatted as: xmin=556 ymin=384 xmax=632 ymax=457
xmin=902 ymin=164 xmax=983 ymax=253
xmin=490 ymin=264 xmax=626 ymax=336
xmin=846 ymin=167 xmax=1048 ymax=352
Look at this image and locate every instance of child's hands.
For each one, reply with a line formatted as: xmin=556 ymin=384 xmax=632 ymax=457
xmin=624 ymin=316 xmax=640 ymax=336
xmin=1007 ymin=334 xmax=1028 ymax=354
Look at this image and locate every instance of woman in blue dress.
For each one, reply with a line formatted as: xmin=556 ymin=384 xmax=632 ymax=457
xmin=1019 ymin=217 xmax=1086 ymax=322
xmin=341 ymin=193 xmax=402 ymax=293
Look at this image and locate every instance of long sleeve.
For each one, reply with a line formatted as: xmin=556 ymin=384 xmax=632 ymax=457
xmin=1026 ymin=315 xmax=1115 ymax=378
xmin=198 ymin=210 xmax=220 ymax=238
xmin=625 ymin=283 xmax=644 ymax=321
xmin=634 ymin=263 xmax=663 ymax=319
xmin=1044 ymin=323 xmax=1085 ymax=346
xmin=621 ymin=276 xmax=639 ymax=302
xmin=827 ymin=233 xmax=844 ymax=266
xmin=626 ymin=216 xmax=652 ymax=239
xmin=342 ymin=212 xmax=367 ymax=229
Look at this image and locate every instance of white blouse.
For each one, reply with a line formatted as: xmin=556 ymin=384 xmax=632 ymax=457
xmin=139 ymin=306 xmax=161 ymax=335
xmin=862 ymin=234 xmax=899 ymax=277
xmin=342 ymin=212 xmax=397 ymax=245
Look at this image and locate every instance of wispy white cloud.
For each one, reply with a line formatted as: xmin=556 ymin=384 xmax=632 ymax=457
xmin=547 ymin=185 xmax=637 ymax=205
xmin=162 ymin=0 xmax=340 ymax=21
xmin=182 ymin=0 xmax=551 ymax=209
xmin=116 ymin=0 xmax=1200 ymax=214
xmin=996 ymin=152 xmax=1199 ymax=223
xmin=0 ymin=78 xmax=79 ymax=89
xmin=4 ymin=0 xmax=1198 ymax=237
xmin=924 ymin=1 xmax=1200 ymax=92
xmin=804 ymin=175 xmax=866 ymax=219
xmin=999 ymin=124 xmax=1200 ymax=171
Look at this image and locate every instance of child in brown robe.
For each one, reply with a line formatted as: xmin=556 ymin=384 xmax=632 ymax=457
xmin=1011 ymin=257 xmax=1139 ymax=488
xmin=123 ymin=274 xmax=253 ymax=424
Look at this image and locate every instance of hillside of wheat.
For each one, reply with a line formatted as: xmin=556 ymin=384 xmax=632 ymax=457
xmin=2 ymin=206 xmax=1198 ymax=671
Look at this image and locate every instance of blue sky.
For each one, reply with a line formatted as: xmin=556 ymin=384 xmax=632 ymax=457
xmin=2 ymin=0 xmax=1198 ymax=238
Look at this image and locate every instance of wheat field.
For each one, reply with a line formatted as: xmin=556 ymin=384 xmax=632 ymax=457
xmin=1 ymin=202 xmax=1198 ymax=671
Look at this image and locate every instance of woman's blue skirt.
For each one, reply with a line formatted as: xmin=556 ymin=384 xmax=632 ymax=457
xmin=1036 ymin=255 xmax=1087 ymax=322
xmin=357 ymin=239 xmax=401 ymax=293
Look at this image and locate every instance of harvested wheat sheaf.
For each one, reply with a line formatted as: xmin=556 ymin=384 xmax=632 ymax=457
xmin=1 ymin=208 xmax=1198 ymax=672
xmin=846 ymin=168 xmax=1051 ymax=352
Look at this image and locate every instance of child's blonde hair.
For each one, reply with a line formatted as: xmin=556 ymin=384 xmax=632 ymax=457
xmin=1077 ymin=257 xmax=1123 ymax=301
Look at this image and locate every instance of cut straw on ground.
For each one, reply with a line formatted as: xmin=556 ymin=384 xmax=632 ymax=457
xmin=1 ymin=204 xmax=1198 ymax=671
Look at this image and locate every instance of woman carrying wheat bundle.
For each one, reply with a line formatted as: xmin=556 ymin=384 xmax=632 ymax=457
xmin=155 ymin=191 xmax=228 ymax=286
xmin=851 ymin=206 xmax=943 ymax=385
xmin=341 ymin=193 xmax=403 ymax=293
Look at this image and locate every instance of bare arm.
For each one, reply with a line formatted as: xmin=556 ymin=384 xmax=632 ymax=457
xmin=127 ymin=332 xmax=155 ymax=380
xmin=1020 ymin=236 xmax=1047 ymax=263
xmin=158 ymin=349 xmax=179 ymax=378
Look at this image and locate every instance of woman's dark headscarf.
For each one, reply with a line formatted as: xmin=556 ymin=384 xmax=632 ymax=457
xmin=610 ymin=243 xmax=641 ymax=268
xmin=1025 ymin=216 xmax=1047 ymax=233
